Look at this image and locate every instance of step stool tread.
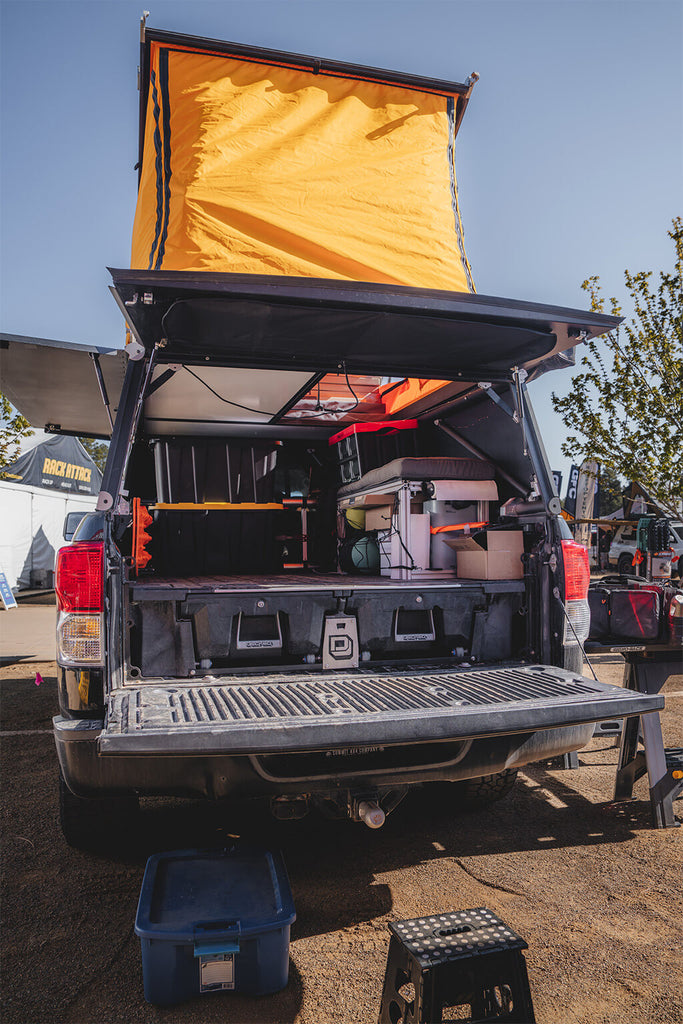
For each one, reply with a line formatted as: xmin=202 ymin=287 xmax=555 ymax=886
xmin=389 ymin=908 xmax=527 ymax=966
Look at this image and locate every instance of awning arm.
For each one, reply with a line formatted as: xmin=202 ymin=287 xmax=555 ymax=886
xmin=434 ymin=419 xmax=528 ymax=496
xmin=90 ymin=353 xmax=114 ymax=433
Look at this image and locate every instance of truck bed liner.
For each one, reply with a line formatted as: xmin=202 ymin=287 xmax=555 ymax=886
xmin=99 ymin=665 xmax=663 ymax=755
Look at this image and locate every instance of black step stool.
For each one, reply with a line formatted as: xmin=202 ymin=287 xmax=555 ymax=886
xmin=378 ymin=908 xmax=536 ymax=1023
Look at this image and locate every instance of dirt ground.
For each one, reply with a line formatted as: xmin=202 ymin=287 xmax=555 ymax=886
xmin=1 ymin=655 xmax=681 ymax=1024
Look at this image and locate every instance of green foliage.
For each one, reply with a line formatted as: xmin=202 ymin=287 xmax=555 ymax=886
xmin=552 ymin=217 xmax=683 ymax=519
xmin=0 ymin=394 xmax=34 ymax=476
xmin=79 ymin=437 xmax=109 ymax=474
xmin=598 ymin=468 xmax=624 ymax=516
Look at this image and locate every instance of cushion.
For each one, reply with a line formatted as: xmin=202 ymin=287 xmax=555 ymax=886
xmin=338 ymin=457 xmax=495 ymax=498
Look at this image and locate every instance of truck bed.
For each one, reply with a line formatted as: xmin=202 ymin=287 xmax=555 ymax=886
xmin=128 ymin=572 xmax=525 ymax=597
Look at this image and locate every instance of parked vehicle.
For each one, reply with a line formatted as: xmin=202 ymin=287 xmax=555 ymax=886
xmin=608 ymin=521 xmax=683 ymax=576
xmin=1 ymin=29 xmax=666 ymax=846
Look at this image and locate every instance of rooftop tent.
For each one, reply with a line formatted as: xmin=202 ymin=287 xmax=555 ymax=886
xmin=132 ymin=28 xmax=476 ymax=291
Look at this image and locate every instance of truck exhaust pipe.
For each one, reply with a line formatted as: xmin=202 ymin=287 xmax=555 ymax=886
xmin=357 ymin=800 xmax=385 ymax=829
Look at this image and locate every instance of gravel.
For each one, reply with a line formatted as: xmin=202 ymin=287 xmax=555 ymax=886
xmin=1 ymin=655 xmax=681 ymax=1024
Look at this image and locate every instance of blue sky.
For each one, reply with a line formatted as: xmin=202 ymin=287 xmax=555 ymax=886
xmin=1 ymin=0 xmax=681 ymax=484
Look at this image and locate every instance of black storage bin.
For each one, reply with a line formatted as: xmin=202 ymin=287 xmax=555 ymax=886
xmin=328 ymin=420 xmax=418 ymax=484
xmin=150 ymin=510 xmax=281 ymax=576
xmin=153 ymin=439 xmax=278 ymax=503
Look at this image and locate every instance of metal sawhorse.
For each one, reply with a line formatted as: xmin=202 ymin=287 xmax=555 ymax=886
xmin=613 ymin=652 xmax=682 ymax=828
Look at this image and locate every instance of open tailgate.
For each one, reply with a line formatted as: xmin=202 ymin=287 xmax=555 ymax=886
xmin=97 ymin=664 xmax=663 ymax=755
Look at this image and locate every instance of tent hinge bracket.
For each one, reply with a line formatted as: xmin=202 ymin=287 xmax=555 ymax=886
xmin=477 ymin=382 xmax=518 ymax=422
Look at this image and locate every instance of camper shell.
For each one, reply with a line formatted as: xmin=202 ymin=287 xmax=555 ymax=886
xmin=29 ymin=271 xmax=663 ymax=834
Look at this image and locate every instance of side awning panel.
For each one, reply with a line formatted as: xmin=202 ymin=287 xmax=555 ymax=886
xmin=0 ymin=334 xmax=127 ymax=438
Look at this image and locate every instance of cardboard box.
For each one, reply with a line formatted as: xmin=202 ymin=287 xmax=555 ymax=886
xmin=444 ymin=530 xmax=524 ymax=580
xmin=345 ymin=492 xmax=395 ymax=508
xmin=365 ymin=505 xmax=394 ymax=531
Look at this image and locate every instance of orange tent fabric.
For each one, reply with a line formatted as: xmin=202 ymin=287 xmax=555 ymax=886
xmin=132 ymin=40 xmax=475 ymax=292
xmin=380 ymin=378 xmax=451 ymax=415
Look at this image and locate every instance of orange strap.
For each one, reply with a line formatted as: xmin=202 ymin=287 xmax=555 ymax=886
xmin=430 ymin=521 xmax=488 ymax=535
xmin=631 ymin=549 xmax=645 ymax=566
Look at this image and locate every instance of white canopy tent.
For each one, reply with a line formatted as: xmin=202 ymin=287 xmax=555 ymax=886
xmin=0 ymin=436 xmax=101 ymax=591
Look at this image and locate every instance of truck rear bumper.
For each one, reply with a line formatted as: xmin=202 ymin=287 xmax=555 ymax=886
xmin=54 ymin=663 xmax=663 ymax=799
xmin=54 ymin=714 xmax=595 ymax=800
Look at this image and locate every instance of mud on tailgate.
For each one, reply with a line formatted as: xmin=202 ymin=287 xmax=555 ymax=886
xmin=97 ymin=664 xmax=663 ymax=755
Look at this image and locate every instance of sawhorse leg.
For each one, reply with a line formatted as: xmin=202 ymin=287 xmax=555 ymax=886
xmin=613 ymin=656 xmax=680 ymax=828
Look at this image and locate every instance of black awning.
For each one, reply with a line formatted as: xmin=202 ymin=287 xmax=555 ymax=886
xmin=0 ymin=333 xmax=127 ymax=438
xmin=109 ymin=269 xmax=620 ymax=381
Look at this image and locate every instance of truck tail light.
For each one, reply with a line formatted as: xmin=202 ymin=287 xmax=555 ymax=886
xmin=57 ymin=613 xmax=104 ymax=665
xmin=55 ymin=543 xmax=104 ymax=665
xmin=55 ymin=543 xmax=104 ymax=612
xmin=561 ymin=540 xmax=590 ymax=600
xmin=561 ymin=539 xmax=591 ymax=645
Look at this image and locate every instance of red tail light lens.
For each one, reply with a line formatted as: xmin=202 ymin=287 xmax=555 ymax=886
xmin=55 ymin=542 xmax=104 ymax=612
xmin=561 ymin=539 xmax=590 ymax=601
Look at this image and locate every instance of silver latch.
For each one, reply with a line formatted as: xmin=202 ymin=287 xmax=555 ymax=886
xmin=322 ymin=615 xmax=359 ymax=671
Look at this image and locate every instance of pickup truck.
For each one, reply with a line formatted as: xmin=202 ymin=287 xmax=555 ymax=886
xmin=0 ymin=29 xmax=667 ymax=846
xmin=8 ymin=269 xmax=661 ymax=846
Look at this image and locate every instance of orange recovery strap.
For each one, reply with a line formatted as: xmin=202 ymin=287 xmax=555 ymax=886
xmin=430 ymin=521 xmax=489 ymax=535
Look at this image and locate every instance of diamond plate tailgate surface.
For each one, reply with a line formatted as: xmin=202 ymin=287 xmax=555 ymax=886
xmin=98 ymin=664 xmax=663 ymax=755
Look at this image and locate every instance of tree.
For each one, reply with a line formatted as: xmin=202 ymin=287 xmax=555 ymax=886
xmin=79 ymin=437 xmax=109 ymax=475
xmin=598 ymin=467 xmax=624 ymax=517
xmin=0 ymin=394 xmax=33 ymax=475
xmin=552 ymin=217 xmax=683 ymax=519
